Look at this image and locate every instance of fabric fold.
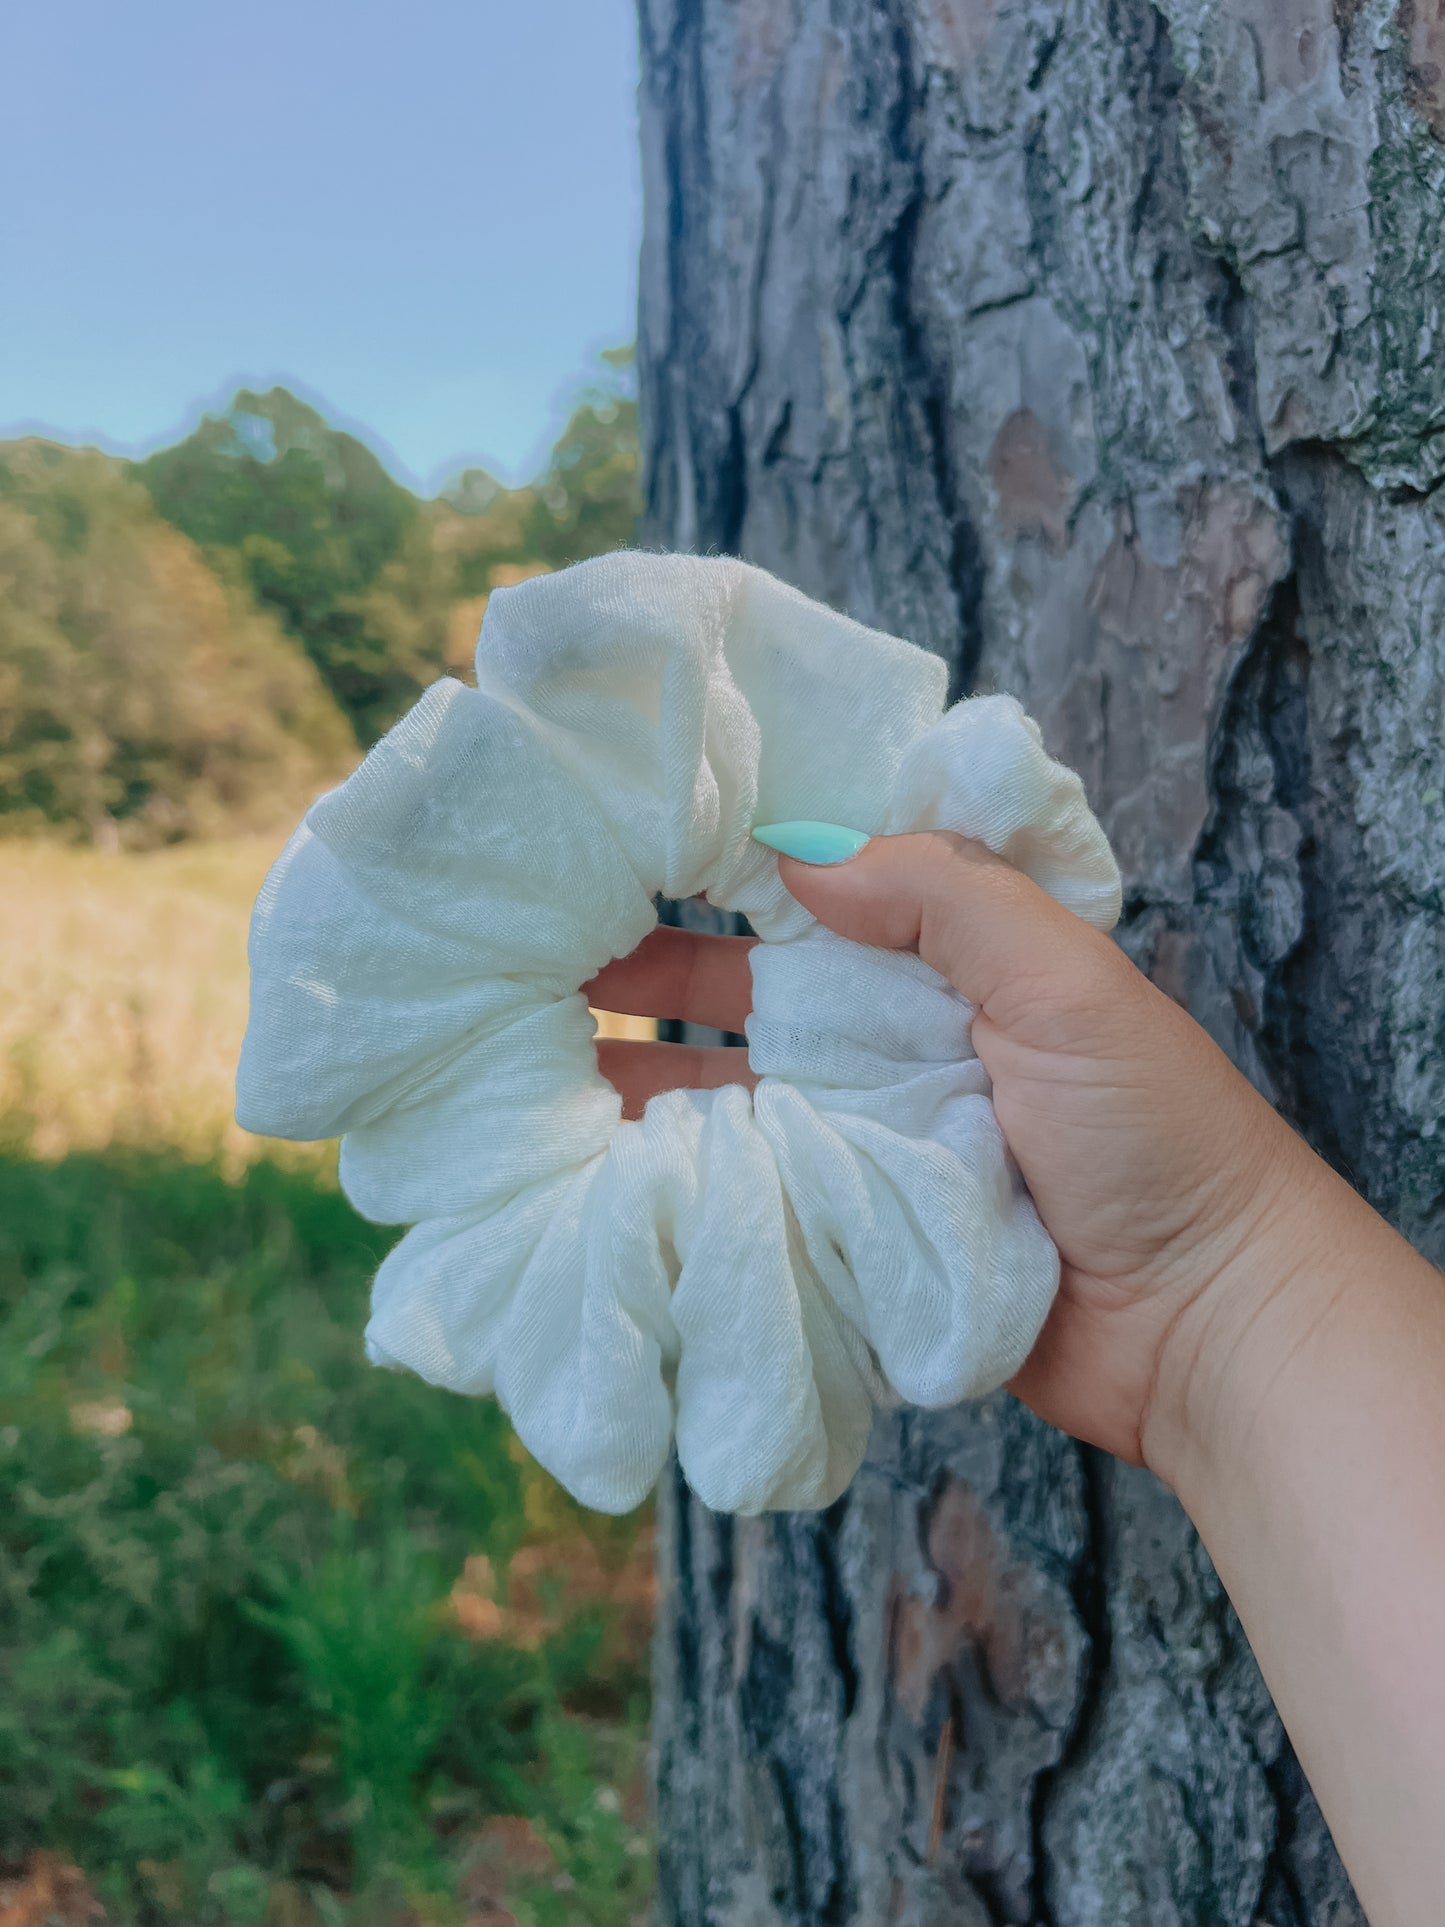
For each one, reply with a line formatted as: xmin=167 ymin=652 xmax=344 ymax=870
xmin=237 ymin=551 xmax=1120 ymax=1515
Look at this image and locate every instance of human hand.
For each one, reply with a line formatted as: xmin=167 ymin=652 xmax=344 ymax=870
xmin=585 ymin=830 xmax=1331 ymax=1477
xmin=592 ymin=834 xmax=1445 ymax=1924
xmin=584 ymin=921 xmax=759 ymax=1118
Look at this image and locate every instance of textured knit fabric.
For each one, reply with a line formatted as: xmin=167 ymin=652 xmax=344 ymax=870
xmin=236 ymin=552 xmax=1120 ymax=1515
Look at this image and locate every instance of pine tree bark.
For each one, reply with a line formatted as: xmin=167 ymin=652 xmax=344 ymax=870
xmin=635 ymin=2 xmax=1445 ymax=1920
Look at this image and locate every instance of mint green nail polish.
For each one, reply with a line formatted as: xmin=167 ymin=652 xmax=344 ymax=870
xmin=751 ymin=820 xmax=871 ymax=865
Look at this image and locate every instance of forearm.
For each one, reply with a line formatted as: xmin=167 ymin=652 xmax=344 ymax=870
xmin=1148 ymin=1147 xmax=1445 ymax=1926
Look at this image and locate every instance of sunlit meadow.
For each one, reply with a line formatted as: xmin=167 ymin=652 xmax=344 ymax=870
xmin=2 ymin=833 xmax=657 ymax=1927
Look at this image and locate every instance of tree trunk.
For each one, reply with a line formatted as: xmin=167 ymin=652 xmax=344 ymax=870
xmin=635 ymin=0 xmax=1445 ymax=1920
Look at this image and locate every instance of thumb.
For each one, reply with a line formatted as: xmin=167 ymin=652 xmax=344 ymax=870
xmin=774 ymin=830 xmax=1092 ymax=1017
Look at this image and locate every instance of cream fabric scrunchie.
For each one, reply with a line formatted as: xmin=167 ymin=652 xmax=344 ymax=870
xmin=236 ymin=553 xmax=1120 ymax=1515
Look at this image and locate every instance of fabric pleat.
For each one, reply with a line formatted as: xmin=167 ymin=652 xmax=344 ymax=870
xmin=237 ymin=552 xmax=1120 ymax=1514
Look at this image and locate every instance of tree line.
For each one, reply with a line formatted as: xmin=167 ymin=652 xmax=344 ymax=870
xmin=0 ymin=356 xmax=640 ymax=846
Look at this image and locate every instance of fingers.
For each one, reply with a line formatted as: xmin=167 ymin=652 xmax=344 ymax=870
xmin=583 ymin=925 xmax=757 ymax=1034
xmin=775 ymin=830 xmax=1106 ymax=1018
xmin=596 ymin=1038 xmax=757 ymax=1120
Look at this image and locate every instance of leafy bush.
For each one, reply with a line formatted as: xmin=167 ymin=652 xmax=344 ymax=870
xmin=0 ymin=1143 xmax=652 ymax=1924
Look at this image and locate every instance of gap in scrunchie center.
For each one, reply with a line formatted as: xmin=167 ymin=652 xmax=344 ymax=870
xmin=585 ymin=896 xmax=757 ymax=1121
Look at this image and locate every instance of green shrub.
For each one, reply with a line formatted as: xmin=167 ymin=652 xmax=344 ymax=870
xmin=0 ymin=1144 xmax=651 ymax=1924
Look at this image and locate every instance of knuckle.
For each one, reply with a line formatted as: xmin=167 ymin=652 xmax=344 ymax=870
xmin=921 ymin=828 xmax=1004 ymax=874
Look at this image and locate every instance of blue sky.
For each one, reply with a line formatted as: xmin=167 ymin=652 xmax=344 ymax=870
xmin=0 ymin=0 xmax=642 ymax=491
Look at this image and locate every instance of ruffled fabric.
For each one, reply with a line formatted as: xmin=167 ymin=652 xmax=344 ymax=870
xmin=237 ymin=553 xmax=1120 ymax=1514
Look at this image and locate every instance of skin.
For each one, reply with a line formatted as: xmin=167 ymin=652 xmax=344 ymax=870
xmin=583 ymin=831 xmax=1445 ymax=1927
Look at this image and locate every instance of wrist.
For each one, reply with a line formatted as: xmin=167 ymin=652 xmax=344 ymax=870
xmin=1136 ymin=1128 xmax=1445 ymax=1926
xmin=1139 ymin=1126 xmax=1363 ymax=1503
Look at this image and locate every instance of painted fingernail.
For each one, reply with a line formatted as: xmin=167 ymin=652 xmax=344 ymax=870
xmin=751 ymin=820 xmax=871 ymax=865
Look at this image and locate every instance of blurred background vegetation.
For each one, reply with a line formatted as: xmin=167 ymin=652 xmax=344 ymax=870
xmin=0 ymin=350 xmax=641 ymax=847
xmin=0 ymin=357 xmax=658 ymax=1926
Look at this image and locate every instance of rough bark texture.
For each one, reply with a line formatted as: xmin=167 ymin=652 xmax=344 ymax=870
xmin=636 ymin=2 xmax=1445 ymax=1921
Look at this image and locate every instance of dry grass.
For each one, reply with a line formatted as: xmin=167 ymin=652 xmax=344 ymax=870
xmin=3 ymin=834 xmax=653 ymax=1163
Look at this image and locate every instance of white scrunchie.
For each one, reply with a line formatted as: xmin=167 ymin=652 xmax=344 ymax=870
xmin=237 ymin=553 xmax=1120 ymax=1515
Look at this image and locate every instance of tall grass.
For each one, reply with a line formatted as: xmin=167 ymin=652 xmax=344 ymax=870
xmin=2 ymin=838 xmax=657 ymax=1924
xmin=2 ymin=836 xmax=652 ymax=1164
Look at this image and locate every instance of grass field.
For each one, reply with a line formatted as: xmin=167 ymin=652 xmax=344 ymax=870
xmin=1 ymin=835 xmax=653 ymax=1166
xmin=2 ymin=838 xmax=657 ymax=1926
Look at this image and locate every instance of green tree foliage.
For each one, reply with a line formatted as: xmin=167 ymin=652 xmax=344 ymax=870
xmin=514 ymin=348 xmax=643 ymax=573
xmin=137 ymin=361 xmax=643 ymax=745
xmin=0 ymin=354 xmax=643 ymax=846
xmin=137 ymin=390 xmax=432 ymax=744
xmin=0 ymin=443 xmax=353 ymax=847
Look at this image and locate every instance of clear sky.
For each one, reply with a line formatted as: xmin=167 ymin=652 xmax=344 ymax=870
xmin=0 ymin=0 xmax=642 ymax=491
